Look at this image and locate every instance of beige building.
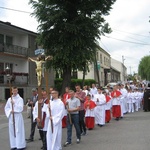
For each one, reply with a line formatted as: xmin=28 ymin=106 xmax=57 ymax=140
xmin=77 ymin=47 xmax=128 ymax=86
xmin=77 ymin=46 xmax=111 ymax=87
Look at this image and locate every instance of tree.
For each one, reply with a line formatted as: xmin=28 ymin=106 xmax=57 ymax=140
xmin=29 ymin=0 xmax=116 ymax=93
xmin=138 ymin=55 xmax=150 ymax=80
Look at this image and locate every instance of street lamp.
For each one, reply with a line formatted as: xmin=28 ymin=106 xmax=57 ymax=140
xmin=5 ymin=65 xmax=16 ymax=137
xmin=5 ymin=65 xmax=11 ymax=83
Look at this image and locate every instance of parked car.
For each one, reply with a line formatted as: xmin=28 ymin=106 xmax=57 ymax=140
xmin=104 ymin=82 xmax=117 ymax=89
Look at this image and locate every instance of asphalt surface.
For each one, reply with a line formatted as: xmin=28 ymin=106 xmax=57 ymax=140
xmin=1 ymin=103 xmax=150 ymax=150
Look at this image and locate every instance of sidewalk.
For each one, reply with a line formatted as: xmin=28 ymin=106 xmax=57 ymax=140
xmin=0 ymin=102 xmax=5 ymax=115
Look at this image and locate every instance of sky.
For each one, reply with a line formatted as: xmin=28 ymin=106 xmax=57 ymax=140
xmin=0 ymin=0 xmax=150 ymax=75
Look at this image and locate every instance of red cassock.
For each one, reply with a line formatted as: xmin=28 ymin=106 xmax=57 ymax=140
xmin=42 ymin=99 xmax=49 ymax=128
xmin=84 ymin=100 xmax=96 ymax=129
xmin=111 ymin=90 xmax=121 ymax=118
xmin=111 ymin=90 xmax=121 ymax=98
xmin=105 ymin=95 xmax=111 ymax=123
xmin=62 ymin=93 xmax=70 ymax=128
xmin=84 ymin=100 xmax=96 ymax=110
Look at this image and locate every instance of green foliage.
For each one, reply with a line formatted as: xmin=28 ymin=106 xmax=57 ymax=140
xmin=138 ymin=55 xmax=150 ymax=80
xmin=29 ymin=0 xmax=116 ymax=70
xmin=29 ymin=0 xmax=116 ymax=93
xmin=54 ymin=78 xmax=96 ymax=93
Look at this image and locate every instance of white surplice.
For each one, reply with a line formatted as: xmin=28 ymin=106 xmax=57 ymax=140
xmin=4 ymin=94 xmax=26 ymax=149
xmin=120 ymin=88 xmax=128 ymax=114
xmin=46 ymin=99 xmax=65 ymax=150
xmin=32 ymin=100 xmax=49 ymax=131
xmin=93 ymin=93 xmax=106 ymax=125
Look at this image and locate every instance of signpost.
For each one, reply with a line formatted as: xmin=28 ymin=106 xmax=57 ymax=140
xmin=35 ymin=49 xmax=45 ymax=55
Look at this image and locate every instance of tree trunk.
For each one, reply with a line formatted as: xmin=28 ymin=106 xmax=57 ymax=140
xmin=82 ymin=67 xmax=86 ymax=88
xmin=94 ymin=55 xmax=100 ymax=87
xmin=61 ymin=66 xmax=71 ymax=95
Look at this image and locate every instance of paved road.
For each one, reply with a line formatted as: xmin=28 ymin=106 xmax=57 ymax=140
xmin=0 ymin=104 xmax=150 ymax=150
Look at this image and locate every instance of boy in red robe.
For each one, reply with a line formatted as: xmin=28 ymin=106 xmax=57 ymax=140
xmin=103 ymin=91 xmax=112 ymax=123
xmin=62 ymin=87 xmax=70 ymax=128
xmin=84 ymin=94 xmax=96 ymax=130
xmin=111 ymin=85 xmax=122 ymax=121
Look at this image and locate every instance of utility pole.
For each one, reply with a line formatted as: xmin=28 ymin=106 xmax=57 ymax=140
xmin=129 ymin=66 xmax=132 ymax=75
xmin=122 ymin=56 xmax=125 ymax=65
xmin=122 ymin=56 xmax=125 ymax=81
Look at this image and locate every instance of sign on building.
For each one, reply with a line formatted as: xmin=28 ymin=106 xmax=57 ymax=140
xmin=35 ymin=49 xmax=45 ymax=55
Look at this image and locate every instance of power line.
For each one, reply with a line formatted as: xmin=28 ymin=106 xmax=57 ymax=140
xmin=104 ymin=35 xmax=150 ymax=45
xmin=113 ymin=28 xmax=150 ymax=38
xmin=99 ymin=40 xmax=111 ymax=53
xmin=113 ymin=30 xmax=149 ymax=43
xmin=0 ymin=6 xmax=31 ymax=14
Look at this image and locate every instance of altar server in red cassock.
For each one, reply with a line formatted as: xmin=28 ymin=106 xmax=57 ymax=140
xmin=84 ymin=94 xmax=96 ymax=130
xmin=104 ymin=91 xmax=112 ymax=123
xmin=62 ymin=87 xmax=70 ymax=128
xmin=111 ymin=85 xmax=122 ymax=121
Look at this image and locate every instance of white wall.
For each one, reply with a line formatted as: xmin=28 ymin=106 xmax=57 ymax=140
xmin=77 ymin=63 xmax=95 ymax=79
xmin=111 ymin=58 xmax=127 ymax=82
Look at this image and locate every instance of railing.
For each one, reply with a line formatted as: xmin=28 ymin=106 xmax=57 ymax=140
xmin=0 ymin=43 xmax=28 ymax=56
xmin=0 ymin=72 xmax=28 ymax=85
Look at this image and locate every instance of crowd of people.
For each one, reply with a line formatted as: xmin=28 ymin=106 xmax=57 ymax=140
xmin=4 ymin=81 xmax=150 ymax=150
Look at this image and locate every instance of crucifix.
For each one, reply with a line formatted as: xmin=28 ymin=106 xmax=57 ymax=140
xmin=28 ymin=53 xmax=52 ymax=129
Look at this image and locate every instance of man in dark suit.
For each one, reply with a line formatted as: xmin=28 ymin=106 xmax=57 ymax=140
xmin=26 ymin=88 xmax=38 ymax=142
xmin=143 ymin=83 xmax=150 ymax=112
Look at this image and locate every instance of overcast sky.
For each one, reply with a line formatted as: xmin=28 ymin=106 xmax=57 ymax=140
xmin=0 ymin=0 xmax=150 ymax=75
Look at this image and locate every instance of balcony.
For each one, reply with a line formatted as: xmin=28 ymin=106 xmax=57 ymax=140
xmin=0 ymin=72 xmax=28 ymax=86
xmin=0 ymin=43 xmax=28 ymax=57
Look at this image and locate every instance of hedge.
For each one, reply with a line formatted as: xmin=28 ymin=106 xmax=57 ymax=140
xmin=54 ymin=78 xmax=96 ymax=93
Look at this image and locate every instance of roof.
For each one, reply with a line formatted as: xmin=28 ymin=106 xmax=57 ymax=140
xmin=0 ymin=20 xmax=37 ymax=36
xmin=110 ymin=66 xmax=120 ymax=73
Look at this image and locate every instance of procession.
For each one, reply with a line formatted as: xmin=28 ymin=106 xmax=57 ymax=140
xmin=4 ymin=77 xmax=149 ymax=150
xmin=1 ymin=0 xmax=150 ymax=150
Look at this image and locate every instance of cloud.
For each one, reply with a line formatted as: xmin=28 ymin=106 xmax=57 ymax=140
xmin=0 ymin=0 xmax=38 ymax=32
xmin=0 ymin=0 xmax=150 ymax=75
xmin=100 ymin=0 xmax=150 ymax=74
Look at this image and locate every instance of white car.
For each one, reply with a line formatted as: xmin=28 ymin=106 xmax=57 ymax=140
xmin=104 ymin=82 xmax=117 ymax=88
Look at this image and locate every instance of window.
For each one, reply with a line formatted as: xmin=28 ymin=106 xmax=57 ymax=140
xmin=0 ymin=62 xmax=4 ymax=83
xmin=0 ymin=34 xmax=4 ymax=52
xmin=100 ymin=54 xmax=102 ymax=63
xmin=96 ymin=52 xmax=99 ymax=60
xmin=0 ymin=34 xmax=4 ymax=44
xmin=6 ymin=35 xmax=13 ymax=45
xmin=5 ymin=63 xmax=13 ymax=74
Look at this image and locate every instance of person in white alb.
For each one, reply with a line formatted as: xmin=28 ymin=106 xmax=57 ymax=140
xmin=120 ymin=84 xmax=128 ymax=114
xmin=134 ymin=88 xmax=139 ymax=112
xmin=46 ymin=89 xmax=65 ymax=150
xmin=118 ymin=84 xmax=128 ymax=118
xmin=93 ymin=87 xmax=106 ymax=127
xmin=4 ymin=86 xmax=26 ymax=150
xmin=89 ymin=83 xmax=98 ymax=98
xmin=127 ymin=88 xmax=134 ymax=113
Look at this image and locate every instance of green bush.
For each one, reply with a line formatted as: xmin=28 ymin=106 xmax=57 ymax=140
xmin=54 ymin=78 xmax=96 ymax=92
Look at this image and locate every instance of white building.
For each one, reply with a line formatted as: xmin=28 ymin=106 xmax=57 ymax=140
xmin=0 ymin=21 xmax=54 ymax=101
xmin=111 ymin=58 xmax=127 ymax=82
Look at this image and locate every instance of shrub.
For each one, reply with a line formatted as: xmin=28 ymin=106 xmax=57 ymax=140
xmin=54 ymin=78 xmax=96 ymax=93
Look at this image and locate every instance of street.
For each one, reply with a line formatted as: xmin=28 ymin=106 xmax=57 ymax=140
xmin=0 ymin=103 xmax=150 ymax=150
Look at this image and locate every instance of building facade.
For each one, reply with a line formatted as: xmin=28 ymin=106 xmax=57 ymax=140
xmin=111 ymin=58 xmax=127 ymax=83
xmin=0 ymin=21 xmax=54 ymax=101
xmin=77 ymin=46 xmax=111 ymax=87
